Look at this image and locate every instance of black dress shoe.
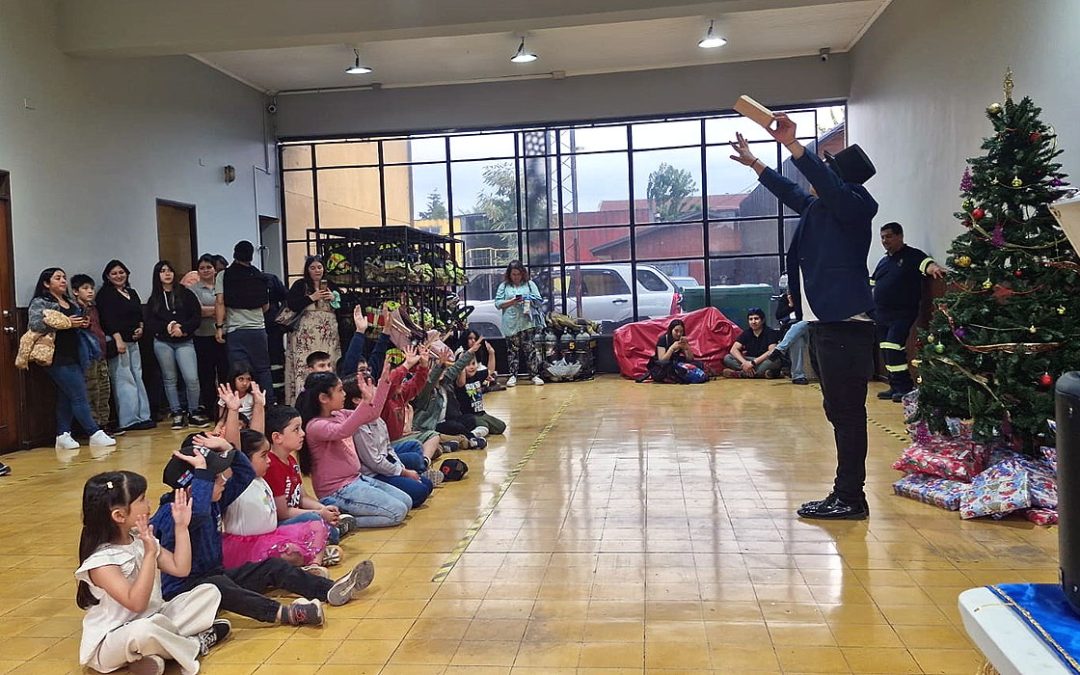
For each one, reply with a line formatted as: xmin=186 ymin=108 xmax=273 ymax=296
xmin=800 ymin=492 xmax=834 ymax=509
xmin=876 ymin=389 xmax=895 ymax=400
xmin=798 ymin=494 xmax=868 ymax=520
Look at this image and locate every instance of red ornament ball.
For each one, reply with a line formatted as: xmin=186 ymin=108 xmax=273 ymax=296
xmin=1039 ymin=373 xmax=1054 ymax=388
xmin=1014 ymin=269 xmax=1023 ymax=278
xmin=972 ymin=208 xmax=986 ymax=220
xmin=1030 ymin=132 xmax=1042 ymax=143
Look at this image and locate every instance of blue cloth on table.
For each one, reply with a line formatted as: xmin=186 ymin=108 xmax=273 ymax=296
xmin=990 ymin=583 xmax=1080 ymax=673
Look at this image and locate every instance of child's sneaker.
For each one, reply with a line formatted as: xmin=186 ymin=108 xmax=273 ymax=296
xmin=441 ymin=439 xmax=460 ymax=453
xmin=335 ymin=514 xmax=357 ymax=539
xmin=288 ymin=598 xmax=324 ymax=626
xmin=469 ymin=437 xmax=488 ymax=450
xmin=321 ymin=544 xmax=343 ymax=567
xmin=302 ymin=564 xmax=330 ymax=578
xmin=128 ymin=655 xmax=166 ymax=675
xmin=197 ymin=619 xmax=231 ymax=655
xmin=472 ymin=426 xmax=489 ymax=438
xmin=424 ymin=466 xmax=446 ymax=487
xmin=531 ymin=376 xmax=544 ymax=386
xmin=327 ymin=560 xmax=376 ymax=606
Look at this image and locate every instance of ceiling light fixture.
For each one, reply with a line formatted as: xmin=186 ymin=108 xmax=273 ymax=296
xmin=698 ymin=20 xmax=727 ymax=49
xmin=345 ymin=49 xmax=373 ymax=74
xmin=510 ymin=37 xmax=538 ymax=63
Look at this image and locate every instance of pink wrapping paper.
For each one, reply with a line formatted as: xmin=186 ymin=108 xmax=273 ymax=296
xmin=892 ymin=440 xmax=986 ymax=482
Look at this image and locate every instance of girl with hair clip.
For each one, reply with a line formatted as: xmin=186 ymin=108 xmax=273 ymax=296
xmin=75 ymin=469 xmax=229 ymax=675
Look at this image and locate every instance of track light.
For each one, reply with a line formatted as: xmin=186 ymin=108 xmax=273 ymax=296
xmin=698 ymin=20 xmax=727 ymax=49
xmin=510 ymin=37 xmax=538 ymax=63
xmin=345 ymin=49 xmax=373 ymax=74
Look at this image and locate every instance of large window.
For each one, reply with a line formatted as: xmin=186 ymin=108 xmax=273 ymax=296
xmin=281 ymin=104 xmax=845 ymax=334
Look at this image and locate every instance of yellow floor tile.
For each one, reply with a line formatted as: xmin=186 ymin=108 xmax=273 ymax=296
xmin=841 ymin=646 xmax=921 ymax=673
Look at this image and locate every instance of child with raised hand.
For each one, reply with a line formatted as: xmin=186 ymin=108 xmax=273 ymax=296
xmin=298 ymin=364 xmax=411 ymax=527
xmin=75 ymin=469 xmax=229 ymax=675
xmin=221 ymin=429 xmax=332 ymax=573
xmin=454 ymin=336 xmax=506 ymax=435
xmin=151 ymin=433 xmax=376 ymax=628
xmin=411 ymin=342 xmax=488 ymax=448
xmin=264 ymin=405 xmax=356 ymax=557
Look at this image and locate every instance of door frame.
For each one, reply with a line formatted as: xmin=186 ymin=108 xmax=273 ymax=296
xmin=156 ymin=199 xmax=199 ymax=271
xmin=0 ymin=171 xmax=21 ymax=453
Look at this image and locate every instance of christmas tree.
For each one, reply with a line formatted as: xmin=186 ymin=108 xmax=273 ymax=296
xmin=913 ymin=70 xmax=1079 ymax=451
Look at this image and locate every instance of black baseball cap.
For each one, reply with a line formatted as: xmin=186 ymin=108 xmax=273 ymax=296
xmin=162 ymin=444 xmax=237 ymax=489
xmin=439 ymin=458 xmax=469 ymax=482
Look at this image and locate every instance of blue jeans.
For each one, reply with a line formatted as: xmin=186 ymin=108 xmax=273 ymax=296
xmin=319 ymin=475 xmax=409 ymax=527
xmin=279 ymin=511 xmax=338 ymax=545
xmin=154 ymin=339 xmax=201 ymax=414
xmin=226 ymin=328 xmax=274 ymax=405
xmin=390 ymin=440 xmax=427 ymax=471
xmin=375 ymin=473 xmax=433 ymax=508
xmin=46 ymin=363 xmax=100 ymax=436
xmin=107 ymin=342 xmax=152 ymax=428
xmin=779 ymin=320 xmax=810 ymax=380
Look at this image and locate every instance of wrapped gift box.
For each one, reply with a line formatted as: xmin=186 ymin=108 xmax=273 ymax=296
xmin=893 ymin=473 xmax=967 ymax=511
xmin=960 ymin=470 xmax=1031 ymax=519
xmin=892 ymin=439 xmax=986 ymax=482
xmin=1024 ymin=508 xmax=1059 ymax=526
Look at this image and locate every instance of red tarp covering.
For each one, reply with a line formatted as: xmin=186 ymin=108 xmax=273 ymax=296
xmin=613 ymin=307 xmax=741 ymax=379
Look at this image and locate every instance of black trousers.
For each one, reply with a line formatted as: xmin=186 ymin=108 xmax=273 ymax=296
xmin=808 ymin=321 xmax=875 ymax=503
xmin=875 ymin=314 xmax=916 ymax=394
xmin=436 ymin=415 xmax=478 ymax=437
xmin=194 ymin=335 xmax=229 ymax=412
xmin=170 ymin=558 xmax=333 ymax=624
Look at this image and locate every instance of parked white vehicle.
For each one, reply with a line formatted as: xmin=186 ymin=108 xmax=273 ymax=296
xmin=466 ymin=263 xmax=681 ymax=336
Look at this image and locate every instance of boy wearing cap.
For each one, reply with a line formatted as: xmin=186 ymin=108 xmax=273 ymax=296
xmin=150 ymin=433 xmax=375 ymax=626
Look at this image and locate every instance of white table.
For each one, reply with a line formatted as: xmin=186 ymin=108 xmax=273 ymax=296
xmin=959 ymin=587 xmax=1072 ymax=675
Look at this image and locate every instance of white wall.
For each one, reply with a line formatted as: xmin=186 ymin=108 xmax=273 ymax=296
xmin=276 ymin=54 xmax=851 ymax=138
xmin=0 ymin=0 xmax=277 ymax=304
xmin=848 ymin=0 xmax=1080 ymax=265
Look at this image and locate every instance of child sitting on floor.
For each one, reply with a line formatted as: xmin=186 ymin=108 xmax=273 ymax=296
xmin=454 ymin=337 xmax=507 ymax=436
xmin=75 ymin=470 xmax=229 ymax=675
xmin=221 ymin=429 xmax=335 ymax=573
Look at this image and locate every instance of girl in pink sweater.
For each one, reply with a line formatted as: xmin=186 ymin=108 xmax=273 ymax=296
xmin=297 ymin=367 xmax=410 ymax=528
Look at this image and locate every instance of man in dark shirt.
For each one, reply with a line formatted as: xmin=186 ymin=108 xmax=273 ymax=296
xmin=723 ymin=308 xmax=782 ymax=378
xmin=872 ymin=222 xmax=944 ymax=402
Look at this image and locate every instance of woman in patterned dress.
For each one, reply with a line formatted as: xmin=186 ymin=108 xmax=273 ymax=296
xmin=284 ymin=256 xmax=341 ymax=402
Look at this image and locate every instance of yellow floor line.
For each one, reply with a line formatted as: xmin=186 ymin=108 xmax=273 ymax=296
xmin=431 ymin=393 xmax=575 ymax=583
xmin=809 ymin=382 xmax=910 ymax=444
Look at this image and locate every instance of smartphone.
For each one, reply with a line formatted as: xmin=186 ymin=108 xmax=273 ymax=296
xmin=515 ymin=294 xmax=523 ymax=301
xmin=319 ymin=280 xmax=329 ymax=291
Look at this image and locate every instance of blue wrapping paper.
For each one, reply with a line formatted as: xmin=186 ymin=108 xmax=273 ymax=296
xmin=989 ymin=584 xmax=1080 ymax=673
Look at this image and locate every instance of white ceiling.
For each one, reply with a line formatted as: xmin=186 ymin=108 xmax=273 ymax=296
xmin=192 ymin=1 xmax=889 ymax=93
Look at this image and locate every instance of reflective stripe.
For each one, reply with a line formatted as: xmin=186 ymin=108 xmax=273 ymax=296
xmin=886 ymin=364 xmax=910 ymax=372
xmin=919 ymin=257 xmax=934 ymax=275
xmin=879 ymin=342 xmax=904 ymax=351
xmin=869 ymin=279 xmax=876 ymax=286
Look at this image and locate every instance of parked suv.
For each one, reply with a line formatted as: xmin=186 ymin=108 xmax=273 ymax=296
xmin=466 ymin=263 xmax=681 ymax=336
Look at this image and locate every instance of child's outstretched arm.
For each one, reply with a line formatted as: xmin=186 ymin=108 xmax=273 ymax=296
xmin=250 ymin=382 xmax=267 ymax=434
xmin=218 ymin=383 xmax=242 ymax=447
xmin=88 ymin=514 xmax=160 ymax=613
xmin=157 ymin=487 xmax=193 ymax=577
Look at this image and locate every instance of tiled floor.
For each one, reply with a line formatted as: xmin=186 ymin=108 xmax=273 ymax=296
xmin=0 ymin=375 xmax=1058 ymax=674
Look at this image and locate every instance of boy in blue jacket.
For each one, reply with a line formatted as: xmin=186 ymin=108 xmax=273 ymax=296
xmin=150 ymin=433 xmax=375 ymax=626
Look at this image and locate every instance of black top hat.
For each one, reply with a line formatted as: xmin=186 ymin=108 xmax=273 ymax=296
xmin=824 ymin=144 xmax=876 ymax=185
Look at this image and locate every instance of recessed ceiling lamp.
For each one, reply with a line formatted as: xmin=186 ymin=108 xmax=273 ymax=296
xmin=345 ymin=48 xmax=373 ymax=74
xmin=698 ymin=20 xmax=727 ymax=49
xmin=510 ymin=37 xmax=538 ymax=63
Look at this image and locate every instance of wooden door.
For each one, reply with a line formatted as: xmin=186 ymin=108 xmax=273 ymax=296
xmin=156 ymin=200 xmax=197 ymax=275
xmin=0 ymin=173 xmax=20 ymax=452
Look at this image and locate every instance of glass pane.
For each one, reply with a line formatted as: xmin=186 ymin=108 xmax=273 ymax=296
xmin=315 ymin=141 xmax=379 ymax=167
xmin=450 ymin=132 xmax=515 ymax=160
xmin=282 ymin=145 xmax=312 ymax=170
xmin=637 ymin=260 xmax=700 ymax=294
xmin=561 ymin=152 xmax=630 ymax=227
xmin=283 ymin=171 xmax=315 ymax=241
xmin=708 ymin=256 xmax=781 ymax=288
xmin=459 ymin=232 xmax=519 ymax=269
xmin=522 ymin=153 xmax=556 ymax=230
xmin=556 ymin=227 xmax=632 ymax=264
xmin=634 ymin=223 xmax=704 ymax=259
xmin=783 ymin=217 xmax=800 ymax=251
xmin=709 ymin=219 xmax=779 ymax=256
xmin=315 ymin=168 xmax=383 ymax=228
xmin=563 ymin=125 xmax=627 ymax=153
xmin=704 ymin=144 xmax=776 ymax=216
xmin=522 ymin=129 xmax=555 ymax=157
xmin=633 ymin=148 xmax=702 ymax=224
xmin=382 ymin=136 xmax=447 ymax=164
xmin=451 ymin=159 xmax=519 ymax=231
xmin=286 ymin=241 xmax=311 ymax=285
xmin=526 ymin=229 xmax=560 ymax=269
xmin=632 ymin=119 xmax=701 ymax=149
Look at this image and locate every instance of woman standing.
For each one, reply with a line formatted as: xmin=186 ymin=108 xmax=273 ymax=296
xmin=284 ymin=256 xmax=340 ymax=403
xmin=188 ymin=254 xmax=229 ymax=414
xmin=147 ymin=260 xmax=211 ymax=430
xmin=29 ymin=268 xmax=116 ymax=449
xmin=96 ymin=260 xmax=154 ymax=432
xmin=493 ymin=260 xmax=543 ymax=386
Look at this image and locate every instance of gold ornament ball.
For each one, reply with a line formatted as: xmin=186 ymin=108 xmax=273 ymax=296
xmin=916 ymin=376 xmax=923 ymax=385
xmin=1029 ymin=325 xmax=1038 ymax=334
xmin=1058 ymin=306 xmax=1067 ymax=315
xmin=934 ymin=343 xmax=945 ymax=354
xmin=956 ymin=255 xmax=972 ymax=267
xmin=987 ymin=102 xmax=1002 ymax=114
xmin=982 ymin=279 xmax=993 ymax=290
xmin=1011 ymin=176 xmax=1023 ymax=187
xmin=962 ymin=198 xmax=974 ymax=210
xmin=927 ymin=334 xmax=936 ymax=343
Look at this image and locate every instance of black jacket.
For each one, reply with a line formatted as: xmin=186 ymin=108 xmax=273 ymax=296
xmin=286 ymin=278 xmax=336 ymax=313
xmin=97 ymin=285 xmax=144 ymax=342
xmin=222 ymin=263 xmax=268 ymax=310
xmin=146 ymin=286 xmax=202 ymax=342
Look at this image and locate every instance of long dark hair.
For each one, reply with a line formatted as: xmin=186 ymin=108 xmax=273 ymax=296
xmin=77 ymin=471 xmax=148 ymax=609
xmin=341 ymin=374 xmax=362 ymax=411
xmin=149 ymin=260 xmax=176 ymax=303
xmin=33 ymin=267 xmax=65 ymax=300
xmin=665 ymin=319 xmax=686 ymax=344
xmin=303 ymin=255 xmax=325 ymax=293
xmin=101 ymin=259 xmax=131 ymax=288
xmin=239 ymin=428 xmax=268 ymax=458
xmin=504 ymin=259 xmax=529 ymax=284
xmin=297 ymin=371 xmax=342 ymax=475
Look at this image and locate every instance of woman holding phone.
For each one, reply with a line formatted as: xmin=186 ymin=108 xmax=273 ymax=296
xmin=285 ymin=255 xmax=341 ymax=402
xmin=493 ymin=260 xmax=544 ymax=387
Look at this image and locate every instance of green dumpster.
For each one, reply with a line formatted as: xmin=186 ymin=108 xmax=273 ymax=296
xmin=679 ymin=284 xmax=775 ymax=326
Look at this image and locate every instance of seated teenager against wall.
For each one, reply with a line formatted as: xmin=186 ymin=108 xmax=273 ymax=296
xmin=642 ymin=319 xmax=708 ymax=384
xmin=723 ymin=308 xmax=782 ymax=379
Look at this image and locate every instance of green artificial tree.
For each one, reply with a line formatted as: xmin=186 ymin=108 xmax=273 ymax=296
xmin=913 ymin=70 xmax=1080 ymax=451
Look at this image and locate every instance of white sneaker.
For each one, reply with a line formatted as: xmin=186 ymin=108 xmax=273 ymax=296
xmin=55 ymin=432 xmax=80 ymax=450
xmin=506 ymin=376 xmax=517 ymax=387
xmin=472 ymin=426 xmax=489 ymax=438
xmin=531 ymin=376 xmax=545 ymax=386
xmin=89 ymin=430 xmax=117 ymax=447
